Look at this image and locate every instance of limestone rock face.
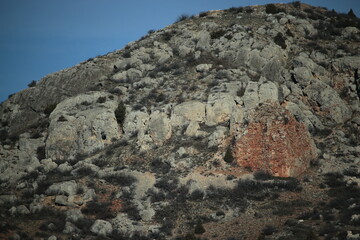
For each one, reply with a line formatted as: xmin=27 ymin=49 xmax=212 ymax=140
xmin=148 ymin=111 xmax=172 ymax=145
xmin=304 ymin=80 xmax=351 ymax=125
xmin=46 ymin=92 xmax=121 ymax=160
xmin=171 ymin=101 xmax=206 ymax=126
xmin=233 ymin=102 xmax=317 ymax=177
xmin=206 ymin=93 xmax=236 ymax=126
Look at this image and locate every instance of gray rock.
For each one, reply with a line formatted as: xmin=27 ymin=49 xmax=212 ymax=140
xmin=48 ymin=236 xmax=57 ymax=240
xmin=230 ymin=105 xmax=245 ymax=133
xmin=208 ymin=126 xmax=228 ymax=148
xmin=304 ymin=80 xmax=351 ymax=124
xmin=206 ymin=93 xmax=236 ymax=126
xmin=18 ymin=135 xmax=45 ymax=160
xmin=29 ymin=199 xmax=44 ymax=213
xmin=248 ymin=49 xmax=267 ymax=72
xmin=178 ymin=46 xmax=193 ymax=57
xmin=91 ymin=219 xmax=113 ymax=236
xmin=262 ymin=57 xmax=284 ymax=82
xmin=334 ymin=56 xmax=360 ymax=70
xmin=83 ymin=188 xmax=96 ymax=201
xmin=41 ymin=159 xmax=58 ymax=173
xmin=55 ymin=195 xmax=76 ymax=207
xmin=46 ymin=92 xmax=121 ymax=160
xmin=185 ymin=121 xmax=200 ymax=137
xmin=291 ymin=18 xmax=317 ymax=37
xmin=196 ymin=64 xmax=212 ymax=72
xmin=259 ymin=81 xmax=279 ymax=103
xmin=123 ymin=111 xmax=149 ymax=138
xmin=148 ymin=111 xmax=172 ymax=146
xmin=57 ymin=162 xmax=73 ymax=174
xmin=196 ymin=31 xmax=211 ymax=51
xmin=65 ymin=209 xmax=84 ymax=223
xmin=171 ymin=101 xmax=206 ymax=126
xmin=63 ymin=221 xmax=80 ymax=234
xmin=111 ymin=213 xmax=148 ymax=236
xmin=0 ymin=194 xmax=17 ymax=205
xmin=243 ymin=81 xmax=259 ymax=109
xmin=342 ymin=27 xmax=360 ymax=40
xmin=46 ymin=180 xmax=78 ymax=196
xmin=15 ymin=205 xmax=30 ymax=215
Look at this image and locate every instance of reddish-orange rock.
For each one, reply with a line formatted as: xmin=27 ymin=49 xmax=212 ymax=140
xmin=233 ymin=102 xmax=317 ymax=177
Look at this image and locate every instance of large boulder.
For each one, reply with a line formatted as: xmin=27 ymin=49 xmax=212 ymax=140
xmin=233 ymin=102 xmax=317 ymax=177
xmin=91 ymin=220 xmax=113 ymax=236
xmin=304 ymin=80 xmax=351 ymax=125
xmin=46 ymin=92 xmax=121 ymax=161
xmin=148 ymin=111 xmax=172 ymax=145
xmin=206 ymin=93 xmax=236 ymax=126
xmin=171 ymin=101 xmax=206 ymax=126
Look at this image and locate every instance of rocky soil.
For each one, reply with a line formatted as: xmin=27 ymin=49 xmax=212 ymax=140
xmin=1 ymin=2 xmax=360 ymax=240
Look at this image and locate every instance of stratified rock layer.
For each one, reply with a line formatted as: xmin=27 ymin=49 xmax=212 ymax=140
xmin=233 ymin=102 xmax=317 ymax=177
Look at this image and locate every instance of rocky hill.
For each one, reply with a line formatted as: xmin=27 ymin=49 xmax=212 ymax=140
xmin=1 ymin=2 xmax=360 ymax=240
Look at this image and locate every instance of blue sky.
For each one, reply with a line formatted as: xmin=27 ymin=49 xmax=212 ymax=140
xmin=0 ymin=0 xmax=359 ymax=103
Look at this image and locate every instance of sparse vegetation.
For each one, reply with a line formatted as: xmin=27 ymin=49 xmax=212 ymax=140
xmin=0 ymin=129 xmax=8 ymax=142
xmin=176 ymin=14 xmax=191 ymax=23
xmin=96 ymin=96 xmax=106 ymax=103
xmin=36 ymin=146 xmax=46 ymax=160
xmin=57 ymin=115 xmax=67 ymax=122
xmin=274 ymin=33 xmax=287 ymax=49
xmin=28 ymin=80 xmax=37 ymax=87
xmin=224 ymin=146 xmax=234 ymax=164
xmin=115 ymin=101 xmax=126 ymax=125
xmin=265 ymin=4 xmax=284 ymax=14
xmin=44 ymin=103 xmax=57 ymax=115
xmin=102 ymin=172 xmax=137 ymax=186
xmin=211 ymin=29 xmax=226 ymax=39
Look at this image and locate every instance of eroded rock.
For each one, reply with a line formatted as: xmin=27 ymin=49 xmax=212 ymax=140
xmin=46 ymin=92 xmax=121 ymax=160
xmin=233 ymin=102 xmax=317 ymax=177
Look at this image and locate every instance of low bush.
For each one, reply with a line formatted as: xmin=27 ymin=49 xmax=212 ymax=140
xmin=57 ymin=115 xmax=67 ymax=122
xmin=291 ymin=1 xmax=301 ymax=9
xmin=36 ymin=146 xmax=46 ymax=160
xmin=266 ymin=4 xmax=283 ymax=14
xmin=194 ymin=221 xmax=205 ymax=234
xmin=224 ymin=146 xmax=234 ymax=164
xmin=102 ymin=172 xmax=137 ymax=186
xmin=176 ymin=14 xmax=191 ymax=23
xmin=44 ymin=104 xmax=57 ymax=116
xmin=151 ymin=158 xmax=171 ymax=174
xmin=261 ymin=225 xmax=277 ymax=235
xmin=211 ymin=29 xmax=226 ymax=39
xmin=82 ymin=201 xmax=116 ymax=219
xmin=147 ymin=29 xmax=156 ymax=35
xmin=96 ymin=96 xmax=106 ymax=103
xmin=28 ymin=80 xmax=37 ymax=87
xmin=199 ymin=11 xmax=208 ymax=17
xmin=274 ymin=33 xmax=287 ymax=49
xmin=115 ymin=101 xmax=126 ymax=125
xmin=228 ymin=7 xmax=244 ymax=14
xmin=123 ymin=51 xmax=131 ymax=58
xmin=75 ymin=166 xmax=95 ymax=177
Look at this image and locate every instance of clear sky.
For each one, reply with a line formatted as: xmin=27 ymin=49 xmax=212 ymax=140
xmin=0 ymin=0 xmax=359 ymax=103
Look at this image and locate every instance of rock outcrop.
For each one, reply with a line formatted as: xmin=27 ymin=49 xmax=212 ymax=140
xmin=233 ymin=102 xmax=318 ymax=177
xmin=1 ymin=3 xmax=360 ymax=239
xmin=46 ymin=92 xmax=121 ymax=160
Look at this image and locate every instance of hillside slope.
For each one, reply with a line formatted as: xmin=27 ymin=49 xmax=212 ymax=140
xmin=1 ymin=2 xmax=360 ymax=240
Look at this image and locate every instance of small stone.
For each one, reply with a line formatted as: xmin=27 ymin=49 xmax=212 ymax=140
xmin=91 ymin=219 xmax=113 ymax=236
xmin=16 ymin=205 xmax=30 ymax=215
